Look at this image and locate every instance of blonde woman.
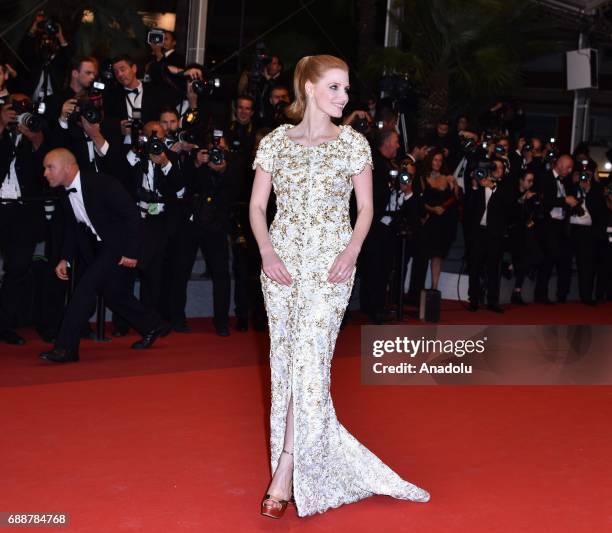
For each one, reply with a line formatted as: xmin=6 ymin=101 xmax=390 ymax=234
xmin=250 ymin=55 xmax=430 ymax=519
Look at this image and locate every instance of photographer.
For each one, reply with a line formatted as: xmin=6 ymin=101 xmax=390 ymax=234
xmin=390 ymin=161 xmax=424 ymax=309
xmin=508 ymin=171 xmax=543 ymax=304
xmin=595 ymin=185 xmax=612 ymax=301
xmin=0 ymin=63 xmax=12 ymax=104
xmin=17 ymin=13 xmax=71 ymax=103
xmin=238 ymin=52 xmax=288 ymax=121
xmin=103 ymin=55 xmax=179 ymax=146
xmin=359 ymin=128 xmax=401 ymax=323
xmin=425 ymin=119 xmax=458 ymax=169
xmin=173 ymin=130 xmax=233 ymax=336
xmin=54 ymin=57 xmax=116 ymax=173
xmin=261 ymin=85 xmax=291 ymax=129
xmin=516 ymin=137 xmax=546 ymax=182
xmin=0 ymin=94 xmax=47 ymax=345
xmin=534 ymin=154 xmax=575 ymax=304
xmin=565 ymin=167 xmax=606 ymax=305
xmin=342 ymin=108 xmax=374 ymax=139
xmin=146 ymin=30 xmax=185 ymax=90
xmin=174 ymin=65 xmax=213 ymax=135
xmin=466 ymin=159 xmax=513 ymax=312
xmin=480 ymin=99 xmax=525 ymax=139
xmin=227 ymin=95 xmax=257 ymax=156
xmin=111 ymin=121 xmax=184 ymax=336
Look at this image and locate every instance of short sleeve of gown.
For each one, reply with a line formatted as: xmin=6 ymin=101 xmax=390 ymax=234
xmin=252 ymin=131 xmax=275 ymax=173
xmin=348 ymin=130 xmax=374 ymax=176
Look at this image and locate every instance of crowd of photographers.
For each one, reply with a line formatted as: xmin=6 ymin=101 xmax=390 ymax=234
xmin=353 ymin=108 xmax=612 ymax=323
xmin=0 ymin=16 xmax=611 ymax=346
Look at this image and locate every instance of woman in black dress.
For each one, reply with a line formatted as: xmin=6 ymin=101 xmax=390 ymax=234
xmin=420 ymin=149 xmax=460 ymax=290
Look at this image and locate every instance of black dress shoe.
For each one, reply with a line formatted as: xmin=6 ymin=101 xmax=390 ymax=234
xmin=511 ymin=292 xmax=527 ymax=305
xmin=556 ymin=295 xmax=567 ymax=304
xmin=1 ymin=329 xmax=25 ymax=345
xmin=215 ymin=324 xmax=230 ymax=337
xmin=39 ymin=348 xmax=79 ymax=363
xmin=172 ymin=322 xmax=192 ymax=333
xmin=487 ymin=304 xmax=505 ymax=314
xmin=236 ymin=317 xmax=248 ymax=332
xmin=131 ymin=323 xmax=171 ymax=349
xmin=112 ymin=327 xmax=129 ymax=337
xmin=534 ymin=297 xmax=554 ymax=305
xmin=468 ymin=301 xmax=479 ymax=312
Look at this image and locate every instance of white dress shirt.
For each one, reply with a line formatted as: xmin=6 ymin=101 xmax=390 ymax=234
xmin=550 ymin=169 xmax=566 ymax=220
xmin=480 ymin=186 xmax=495 ymax=226
xmin=0 ymin=133 xmax=23 ymax=201
xmin=65 ymin=171 xmax=101 ymax=240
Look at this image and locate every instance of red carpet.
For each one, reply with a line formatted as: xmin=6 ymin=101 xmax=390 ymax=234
xmin=1 ymin=302 xmax=611 ymax=532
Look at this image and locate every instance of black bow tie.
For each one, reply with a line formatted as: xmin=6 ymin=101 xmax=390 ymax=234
xmin=125 ymin=88 xmax=139 ymax=95
xmin=65 ymin=187 xmax=77 ymax=194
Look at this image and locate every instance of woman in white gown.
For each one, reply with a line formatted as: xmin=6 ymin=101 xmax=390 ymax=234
xmin=249 ymin=54 xmax=430 ymax=519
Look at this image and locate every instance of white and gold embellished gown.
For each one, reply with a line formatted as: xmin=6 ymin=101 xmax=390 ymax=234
xmin=253 ymin=124 xmax=430 ymax=517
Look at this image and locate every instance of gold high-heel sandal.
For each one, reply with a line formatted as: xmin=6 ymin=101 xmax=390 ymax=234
xmin=261 ymin=449 xmax=293 ymax=518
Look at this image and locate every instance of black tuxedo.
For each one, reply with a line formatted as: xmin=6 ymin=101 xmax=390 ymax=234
xmin=465 ymin=183 xmax=513 ymax=306
xmin=54 ymin=170 xmax=161 ymax=353
xmin=360 ymin=151 xmax=400 ymax=318
xmin=534 ymin=170 xmax=572 ymax=301
xmin=103 ymin=83 xmax=179 ymax=140
xmin=147 ymin=50 xmax=185 ymax=89
xmin=15 ymin=35 xmax=72 ymax=98
xmin=564 ymin=181 xmax=607 ymax=302
xmin=0 ymin=129 xmax=47 ymax=332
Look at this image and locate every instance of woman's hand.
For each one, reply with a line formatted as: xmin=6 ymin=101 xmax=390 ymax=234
xmin=328 ymin=246 xmax=358 ymax=284
xmin=262 ymin=249 xmax=292 ymax=286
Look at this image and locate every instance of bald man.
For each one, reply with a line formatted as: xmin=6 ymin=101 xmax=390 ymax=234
xmin=534 ymin=154 xmax=577 ymax=304
xmin=40 ymin=148 xmax=168 ymax=363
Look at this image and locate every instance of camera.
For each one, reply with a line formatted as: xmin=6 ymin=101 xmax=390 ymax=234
xmin=472 ymin=161 xmax=495 ymax=182
xmin=522 ymin=141 xmax=533 ymax=153
xmin=191 ymin=76 xmax=221 ymax=96
xmin=250 ymin=42 xmax=271 ymax=86
xmin=37 ymin=17 xmax=59 ymax=36
xmin=127 ymin=109 xmax=144 ymax=133
xmin=135 ymin=130 xmax=165 ymax=157
xmin=398 ymin=169 xmax=413 ymax=186
xmin=544 ymin=137 xmax=559 ymax=163
xmin=209 ymin=129 xmax=225 ymax=165
xmin=147 ymin=28 xmax=165 ymax=46
xmin=459 ymin=136 xmax=478 ymax=153
xmin=165 ymin=128 xmax=198 ymax=148
xmin=494 ymin=144 xmax=507 ymax=156
xmin=71 ymin=83 xmax=105 ymax=125
xmin=353 ymin=116 xmax=369 ymax=134
xmin=10 ymin=99 xmax=45 ymax=132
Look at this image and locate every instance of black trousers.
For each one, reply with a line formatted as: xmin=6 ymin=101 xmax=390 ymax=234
xmin=231 ymin=206 xmax=266 ymax=323
xmin=160 ymin=209 xmax=192 ymax=325
xmin=535 ymin=219 xmax=572 ymax=301
xmin=509 ymin=226 xmax=542 ymax=290
xmin=0 ymin=205 xmax=37 ymax=332
xmin=468 ymin=226 xmax=503 ymax=306
xmin=173 ymin=222 xmax=230 ymax=327
xmin=360 ymin=222 xmax=397 ymax=316
xmin=56 ymin=240 xmax=160 ymax=353
xmin=568 ymin=224 xmax=596 ymax=302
